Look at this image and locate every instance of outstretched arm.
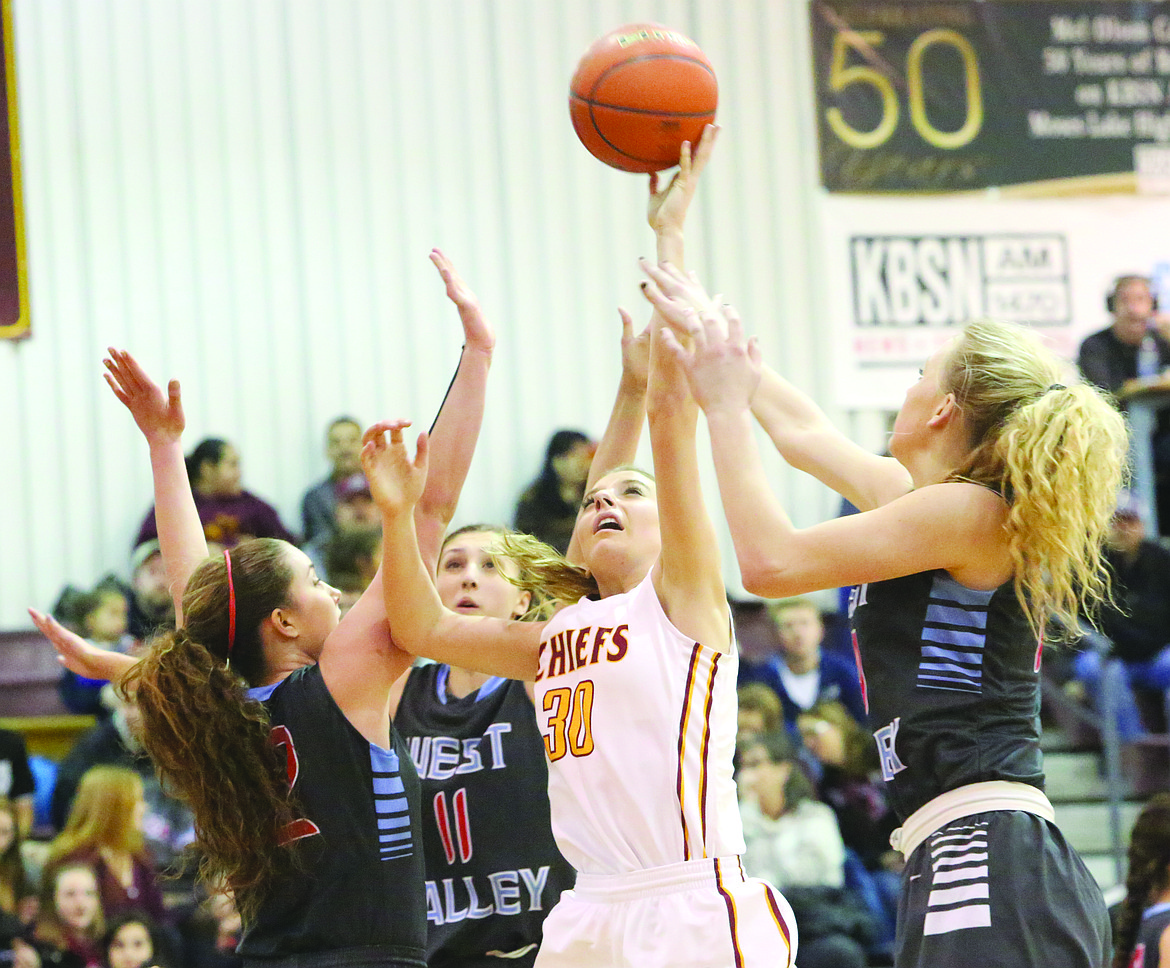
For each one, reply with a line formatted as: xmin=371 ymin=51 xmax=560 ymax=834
xmin=414 ymin=248 xmax=495 ymax=570
xmin=752 ymin=366 xmax=910 ymax=511
xmin=649 ymin=268 xmax=1009 ymax=596
xmin=363 ymin=421 xmax=542 ymax=680
xmin=29 ymin=609 xmax=138 ymax=682
xmin=322 ymin=251 xmax=496 ymax=717
xmin=644 ymin=318 xmax=731 ymax=651
xmin=566 ymin=127 xmax=720 ymax=564
xmin=565 ymin=308 xmax=649 ymax=564
xmin=103 ymin=349 xmax=205 ymax=626
xmin=641 ymin=126 xmax=730 ymax=651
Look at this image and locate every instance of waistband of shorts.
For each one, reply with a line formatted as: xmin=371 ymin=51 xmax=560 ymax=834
xmin=890 ymin=780 xmax=1054 ymax=861
xmin=572 ymin=856 xmax=745 ymax=901
xmin=242 ymin=944 xmax=427 ymax=968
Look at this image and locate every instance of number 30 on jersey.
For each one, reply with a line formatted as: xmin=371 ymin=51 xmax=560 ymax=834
xmin=541 ymin=680 xmax=595 ymax=761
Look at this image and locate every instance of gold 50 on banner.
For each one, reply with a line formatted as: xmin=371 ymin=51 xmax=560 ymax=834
xmin=811 ymin=0 xmax=1170 ymax=193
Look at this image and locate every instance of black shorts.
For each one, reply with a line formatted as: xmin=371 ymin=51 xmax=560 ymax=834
xmin=896 ymin=810 xmax=1110 ymax=968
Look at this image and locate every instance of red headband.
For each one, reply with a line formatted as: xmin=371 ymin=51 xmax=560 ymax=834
xmin=224 ymin=549 xmax=237 ymax=657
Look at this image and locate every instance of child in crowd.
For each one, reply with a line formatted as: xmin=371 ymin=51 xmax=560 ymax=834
xmin=46 ymin=769 xmax=167 ymax=928
xmin=101 ymin=912 xmax=170 ymax=968
xmin=25 ymin=861 xmax=105 ymax=968
xmin=54 ymin=583 xmax=134 ymax=717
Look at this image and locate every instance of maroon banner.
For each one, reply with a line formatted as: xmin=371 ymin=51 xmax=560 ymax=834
xmin=0 ymin=0 xmax=28 ymax=339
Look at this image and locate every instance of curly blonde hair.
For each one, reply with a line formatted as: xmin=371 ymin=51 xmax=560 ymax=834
xmin=942 ymin=319 xmax=1128 ymax=642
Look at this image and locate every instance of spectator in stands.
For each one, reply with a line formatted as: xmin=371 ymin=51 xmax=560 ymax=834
xmin=46 ymin=768 xmax=168 ymax=928
xmin=0 ymin=731 xmax=35 ymax=839
xmin=1078 ymin=275 xmax=1170 ymax=399
xmin=53 ymin=583 xmax=133 ymax=718
xmin=1072 ymin=490 xmax=1170 ymax=738
xmin=299 ymin=417 xmax=364 ymax=549
xmin=26 ymin=860 xmax=105 ymax=968
xmin=302 ymin=472 xmax=380 ymax=582
xmin=797 ymin=700 xmax=900 ymax=960
xmin=101 ymin=911 xmax=172 ymax=968
xmin=1078 ymin=275 xmax=1170 ymax=531
xmin=512 ymin=429 xmax=595 ymax=555
xmin=739 ymin=598 xmax=866 ymax=729
xmin=125 ymin=543 xmax=174 ymax=644
xmin=49 ymin=697 xmax=193 ymax=890
xmin=0 ymin=797 xmax=34 ymax=929
xmin=133 ymin=437 xmax=295 ymax=549
xmin=737 ymin=682 xmax=784 ymax=744
xmin=183 ymin=890 xmax=241 ymax=968
xmin=735 ymin=729 xmax=873 ymax=968
xmin=321 ymin=527 xmax=381 ymax=617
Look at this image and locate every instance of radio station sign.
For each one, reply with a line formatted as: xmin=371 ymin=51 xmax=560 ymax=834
xmin=810 ymin=1 xmax=1170 ymax=193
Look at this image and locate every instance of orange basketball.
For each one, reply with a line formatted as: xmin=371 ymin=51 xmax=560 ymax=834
xmin=569 ymin=23 xmax=717 ymax=173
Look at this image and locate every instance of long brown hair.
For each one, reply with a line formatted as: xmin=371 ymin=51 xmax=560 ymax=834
xmin=942 ymin=320 xmax=1128 ymax=642
xmin=1114 ymin=794 xmax=1170 ymax=968
xmin=120 ymin=538 xmax=301 ymax=920
xmin=0 ymin=796 xmax=28 ymax=915
xmin=47 ymin=766 xmax=146 ymax=867
xmin=34 ymin=860 xmax=105 ymax=952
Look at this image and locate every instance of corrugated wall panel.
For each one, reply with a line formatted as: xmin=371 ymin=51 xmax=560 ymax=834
xmin=1 ymin=0 xmax=874 ymax=627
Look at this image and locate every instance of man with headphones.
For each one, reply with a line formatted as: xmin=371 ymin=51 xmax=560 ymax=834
xmin=1078 ymin=274 xmax=1170 ymax=536
xmin=1077 ymin=275 xmax=1170 ymax=396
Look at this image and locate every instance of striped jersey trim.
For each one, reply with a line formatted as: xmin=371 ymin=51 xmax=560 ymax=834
xmin=676 ymin=643 xmax=704 ymax=861
xmin=917 ymin=574 xmax=995 ymax=694
xmin=697 ymin=651 xmax=719 ymax=853
xmin=923 ymin=822 xmax=991 ymax=936
xmin=714 ymin=858 xmax=746 ymax=968
xmin=370 ymin=744 xmax=414 ymax=861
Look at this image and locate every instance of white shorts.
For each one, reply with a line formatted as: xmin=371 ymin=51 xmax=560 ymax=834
xmin=534 ymin=856 xmax=796 ymax=968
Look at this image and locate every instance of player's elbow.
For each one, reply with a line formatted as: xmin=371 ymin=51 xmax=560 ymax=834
xmin=739 ymin=558 xmax=795 ymax=600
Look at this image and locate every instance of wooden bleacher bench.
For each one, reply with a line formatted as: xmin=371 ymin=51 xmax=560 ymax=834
xmin=0 ymin=627 xmax=95 ymax=758
xmin=0 ymin=714 xmax=96 ymax=760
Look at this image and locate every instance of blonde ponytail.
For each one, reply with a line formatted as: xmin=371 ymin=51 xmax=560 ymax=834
xmin=944 ymin=320 xmax=1128 ymax=642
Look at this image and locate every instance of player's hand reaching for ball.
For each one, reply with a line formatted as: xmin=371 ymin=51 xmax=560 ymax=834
xmin=647 ymin=123 xmax=719 ymax=239
xmin=639 ymin=259 xmax=721 ymax=337
xmin=361 ymin=420 xmax=429 ymax=519
xmin=641 ymin=264 xmax=762 ymax=417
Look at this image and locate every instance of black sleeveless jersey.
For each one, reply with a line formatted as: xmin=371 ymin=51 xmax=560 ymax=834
xmin=394 ymin=665 xmax=575 ymax=968
xmin=1134 ymin=902 xmax=1170 ymax=967
xmin=240 ymin=664 xmax=427 ymax=968
xmin=848 ymin=570 xmax=1044 ymax=821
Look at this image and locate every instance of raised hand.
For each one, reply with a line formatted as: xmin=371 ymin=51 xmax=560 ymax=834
xmin=639 ymin=259 xmax=722 ymax=339
xmin=103 ymin=348 xmax=185 ymax=446
xmin=618 ymin=307 xmax=651 ymax=391
xmin=430 ymin=248 xmax=495 ymax=356
xmin=647 ymin=123 xmax=720 ymax=237
xmin=361 ymin=420 xmax=429 ymax=518
xmin=659 ymin=301 xmax=762 ymax=417
xmin=28 ymin=608 xmax=137 ymax=682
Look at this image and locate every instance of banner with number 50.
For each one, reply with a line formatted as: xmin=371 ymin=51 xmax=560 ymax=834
xmin=810 ymin=0 xmax=1170 ymax=194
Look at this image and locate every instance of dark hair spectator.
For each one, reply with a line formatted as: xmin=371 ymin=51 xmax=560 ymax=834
xmin=133 ymin=437 xmax=295 ymax=549
xmin=512 ymin=429 xmax=595 ymax=555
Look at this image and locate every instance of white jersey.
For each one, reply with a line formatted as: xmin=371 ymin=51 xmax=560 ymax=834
xmin=534 ymin=573 xmax=744 ymax=874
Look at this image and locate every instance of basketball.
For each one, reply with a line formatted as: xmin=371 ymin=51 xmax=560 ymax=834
xmin=569 ymin=24 xmax=717 ymax=174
